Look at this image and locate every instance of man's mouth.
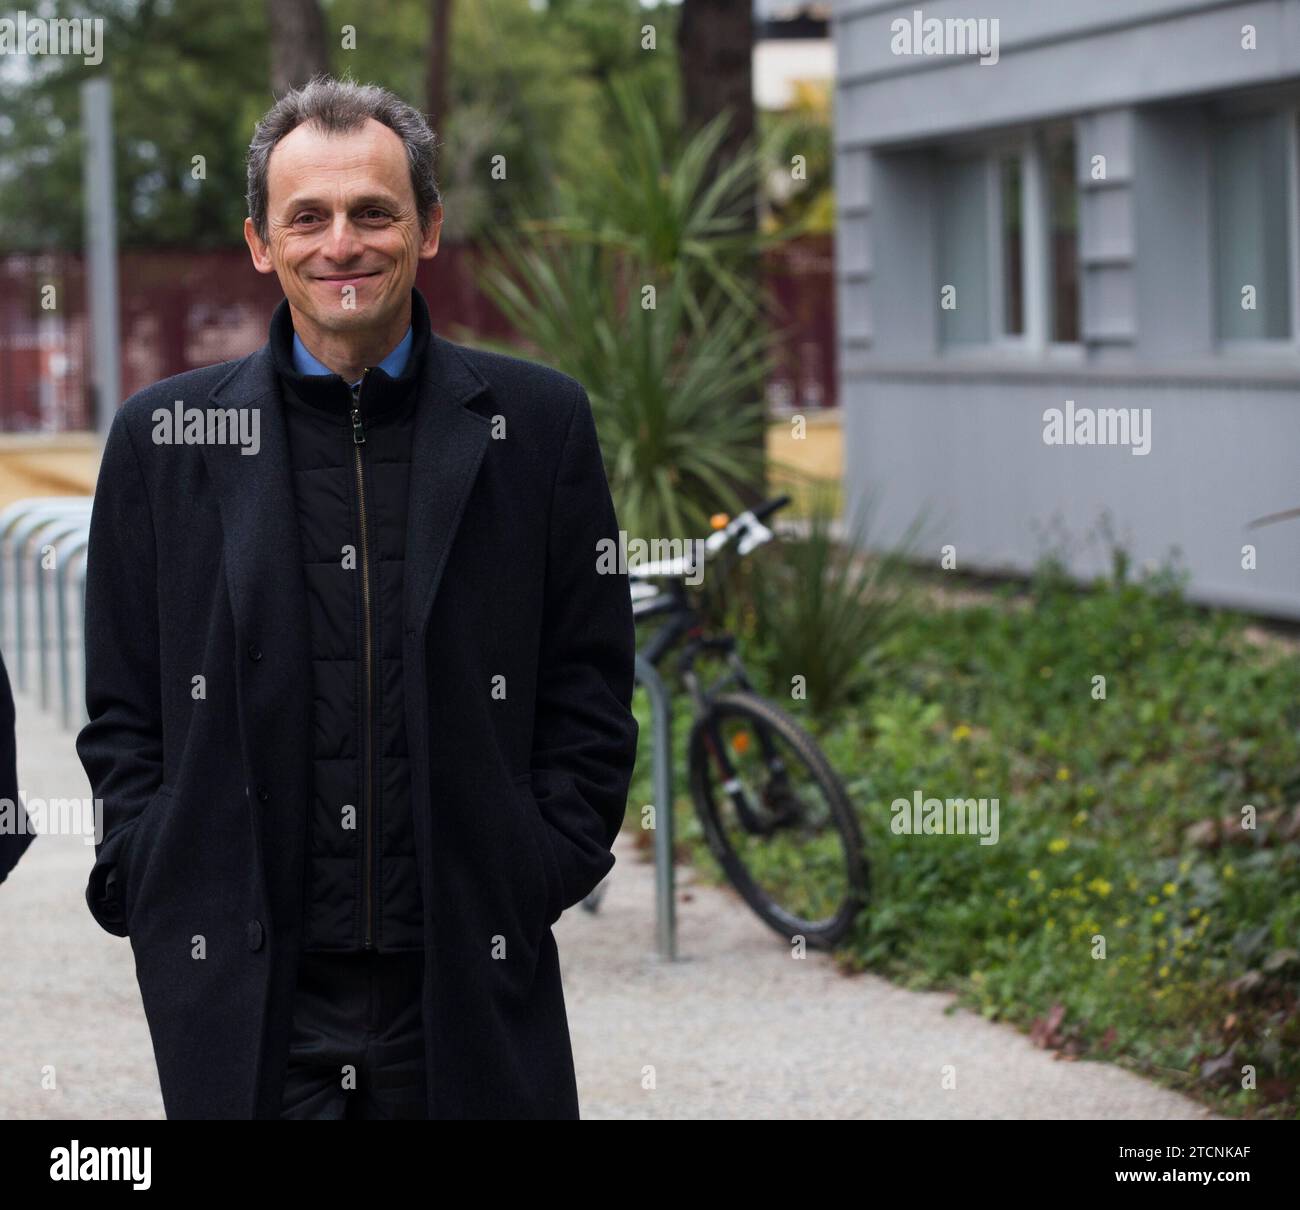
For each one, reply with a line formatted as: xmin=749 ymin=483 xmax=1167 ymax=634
xmin=314 ymin=271 xmax=381 ymax=286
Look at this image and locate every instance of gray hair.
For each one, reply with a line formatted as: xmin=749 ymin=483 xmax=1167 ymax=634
xmin=246 ymin=75 xmax=441 ymax=242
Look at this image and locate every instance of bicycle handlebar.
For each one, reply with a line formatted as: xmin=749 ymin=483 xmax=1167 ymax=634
xmin=628 ymin=495 xmax=791 ymax=589
xmin=750 ymin=494 xmax=791 ymax=525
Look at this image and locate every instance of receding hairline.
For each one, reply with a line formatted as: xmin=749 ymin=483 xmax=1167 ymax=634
xmin=261 ymin=120 xmax=432 ymax=219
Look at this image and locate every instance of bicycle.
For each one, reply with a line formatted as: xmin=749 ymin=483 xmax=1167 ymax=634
xmin=626 ymin=495 xmax=869 ymax=949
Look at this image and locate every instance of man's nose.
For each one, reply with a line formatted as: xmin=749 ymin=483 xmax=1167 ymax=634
xmin=320 ymin=215 xmax=362 ymax=261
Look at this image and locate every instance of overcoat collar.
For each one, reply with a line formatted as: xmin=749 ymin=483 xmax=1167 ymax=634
xmin=200 ymin=286 xmax=493 ymax=647
xmin=268 ymin=285 xmax=432 ymax=419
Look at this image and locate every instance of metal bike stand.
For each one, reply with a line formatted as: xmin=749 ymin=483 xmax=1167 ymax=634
xmin=634 ymin=652 xmax=677 ymax=961
xmin=58 ymin=533 xmax=91 ymax=731
xmin=35 ymin=519 xmax=90 ymax=711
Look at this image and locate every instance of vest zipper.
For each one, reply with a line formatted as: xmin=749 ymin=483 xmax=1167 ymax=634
xmin=351 ymin=368 xmax=377 ymax=949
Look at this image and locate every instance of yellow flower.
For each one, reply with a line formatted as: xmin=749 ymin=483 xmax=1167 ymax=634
xmin=1189 ymin=906 xmax=1200 ymax=918
xmin=1027 ymin=869 xmax=1042 ymax=882
xmin=1045 ymin=918 xmax=1056 ymax=930
xmin=1056 ymin=767 xmax=1070 ymax=781
xmin=1152 ymin=910 xmax=1165 ymax=924
xmin=952 ymin=724 xmax=972 ymax=741
xmin=1177 ymin=860 xmax=1190 ymax=875
xmin=1087 ymin=877 xmax=1112 ymax=897
xmin=1049 ymin=837 xmax=1070 ymax=853
xmin=1223 ymin=865 xmax=1235 ymax=880
xmin=1162 ymin=882 xmax=1177 ymax=897
xmin=1158 ymin=964 xmax=1169 ymax=978
xmin=1146 ymin=894 xmax=1159 ymax=906
xmin=1072 ymin=810 xmax=1088 ymax=827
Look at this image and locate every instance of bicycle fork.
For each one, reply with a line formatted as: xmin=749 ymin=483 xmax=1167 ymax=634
xmin=681 ymin=645 xmax=790 ymax=836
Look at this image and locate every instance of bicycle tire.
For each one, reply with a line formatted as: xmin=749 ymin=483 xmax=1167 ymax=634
xmin=687 ymin=691 xmax=869 ymax=949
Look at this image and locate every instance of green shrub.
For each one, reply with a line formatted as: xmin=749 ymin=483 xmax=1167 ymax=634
xmin=630 ymin=547 xmax=1300 ymax=1118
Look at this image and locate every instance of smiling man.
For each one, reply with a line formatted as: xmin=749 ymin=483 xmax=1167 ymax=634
xmin=78 ymin=76 xmax=639 ymax=1120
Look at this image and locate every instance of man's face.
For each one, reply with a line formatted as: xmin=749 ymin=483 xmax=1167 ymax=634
xmin=244 ymin=117 xmax=440 ymax=336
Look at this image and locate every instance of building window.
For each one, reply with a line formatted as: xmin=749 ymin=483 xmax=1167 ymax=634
xmin=935 ymin=124 xmax=1080 ymax=352
xmin=1046 ymin=130 xmax=1080 ymax=344
xmin=936 ymin=154 xmax=991 ymax=345
xmin=1000 ymin=154 xmax=1024 ymax=336
xmin=1211 ymin=110 xmax=1293 ymax=344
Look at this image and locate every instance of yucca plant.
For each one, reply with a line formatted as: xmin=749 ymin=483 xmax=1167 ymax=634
xmin=471 ymin=73 xmax=781 ymax=541
xmin=475 ymin=229 xmax=770 ymax=539
xmin=540 ymin=73 xmax=793 ymax=327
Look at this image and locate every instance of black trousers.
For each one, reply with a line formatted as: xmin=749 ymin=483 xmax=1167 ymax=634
xmin=279 ymin=950 xmax=428 ymax=1119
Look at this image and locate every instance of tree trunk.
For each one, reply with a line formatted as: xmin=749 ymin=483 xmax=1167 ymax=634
xmin=677 ymin=0 xmax=764 ymax=505
xmin=426 ymin=0 xmax=453 ymax=179
xmin=677 ymin=0 xmax=757 ymax=234
xmin=266 ymin=0 xmax=329 ymax=95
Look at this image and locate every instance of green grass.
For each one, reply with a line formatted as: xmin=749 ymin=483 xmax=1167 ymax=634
xmin=627 ymin=552 xmax=1300 ymax=1119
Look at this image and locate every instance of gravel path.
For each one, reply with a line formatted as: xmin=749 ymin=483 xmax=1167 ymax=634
xmin=2 ymin=684 xmax=1219 ymax=1120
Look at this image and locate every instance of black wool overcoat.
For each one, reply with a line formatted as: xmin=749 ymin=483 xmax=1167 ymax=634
xmin=78 ymin=306 xmax=640 ymax=1118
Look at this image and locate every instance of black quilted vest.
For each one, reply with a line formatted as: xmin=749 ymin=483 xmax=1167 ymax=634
xmin=268 ymin=290 xmax=429 ymax=953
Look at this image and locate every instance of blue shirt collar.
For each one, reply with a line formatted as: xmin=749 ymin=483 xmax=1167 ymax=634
xmin=291 ymin=324 xmax=413 ymax=388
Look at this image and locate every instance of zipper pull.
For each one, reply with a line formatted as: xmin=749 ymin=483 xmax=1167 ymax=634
xmin=351 ymin=370 xmax=367 ymax=444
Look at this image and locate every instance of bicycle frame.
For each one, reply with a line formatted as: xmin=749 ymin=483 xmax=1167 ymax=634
xmin=634 ymin=581 xmax=756 ymax=718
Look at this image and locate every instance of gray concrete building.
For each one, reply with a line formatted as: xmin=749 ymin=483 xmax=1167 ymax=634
xmin=832 ymin=0 xmax=1300 ymax=617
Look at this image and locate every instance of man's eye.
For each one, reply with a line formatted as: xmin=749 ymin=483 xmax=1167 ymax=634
xmin=293 ymin=214 xmax=320 ymax=226
xmin=361 ymin=209 xmax=390 ymax=220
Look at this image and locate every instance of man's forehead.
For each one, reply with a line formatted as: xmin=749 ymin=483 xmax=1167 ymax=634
xmin=268 ymin=119 xmax=408 ymax=179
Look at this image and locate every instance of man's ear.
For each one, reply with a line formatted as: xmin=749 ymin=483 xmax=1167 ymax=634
xmin=244 ymin=217 xmax=275 ymax=275
xmin=418 ymin=205 xmax=443 ymax=260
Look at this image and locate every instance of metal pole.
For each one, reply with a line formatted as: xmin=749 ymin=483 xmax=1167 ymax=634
xmin=81 ymin=77 xmax=119 ymax=435
xmin=634 ymin=654 xmax=677 ymax=961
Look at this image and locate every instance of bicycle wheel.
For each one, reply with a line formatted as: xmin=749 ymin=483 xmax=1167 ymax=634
xmin=687 ymin=691 xmax=868 ymax=948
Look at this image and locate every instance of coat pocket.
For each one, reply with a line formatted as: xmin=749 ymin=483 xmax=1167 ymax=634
xmin=122 ymin=785 xmax=174 ymax=931
xmin=511 ymin=774 xmax=562 ymax=928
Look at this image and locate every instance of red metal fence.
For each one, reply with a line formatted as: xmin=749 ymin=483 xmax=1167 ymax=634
xmin=0 ymin=236 xmax=835 ymax=432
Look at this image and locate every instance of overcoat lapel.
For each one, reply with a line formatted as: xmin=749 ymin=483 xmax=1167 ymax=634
xmin=399 ymin=329 xmax=491 ymax=1026
xmin=200 ymin=347 xmax=314 ymax=938
xmin=403 ymin=329 xmax=492 ymax=639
